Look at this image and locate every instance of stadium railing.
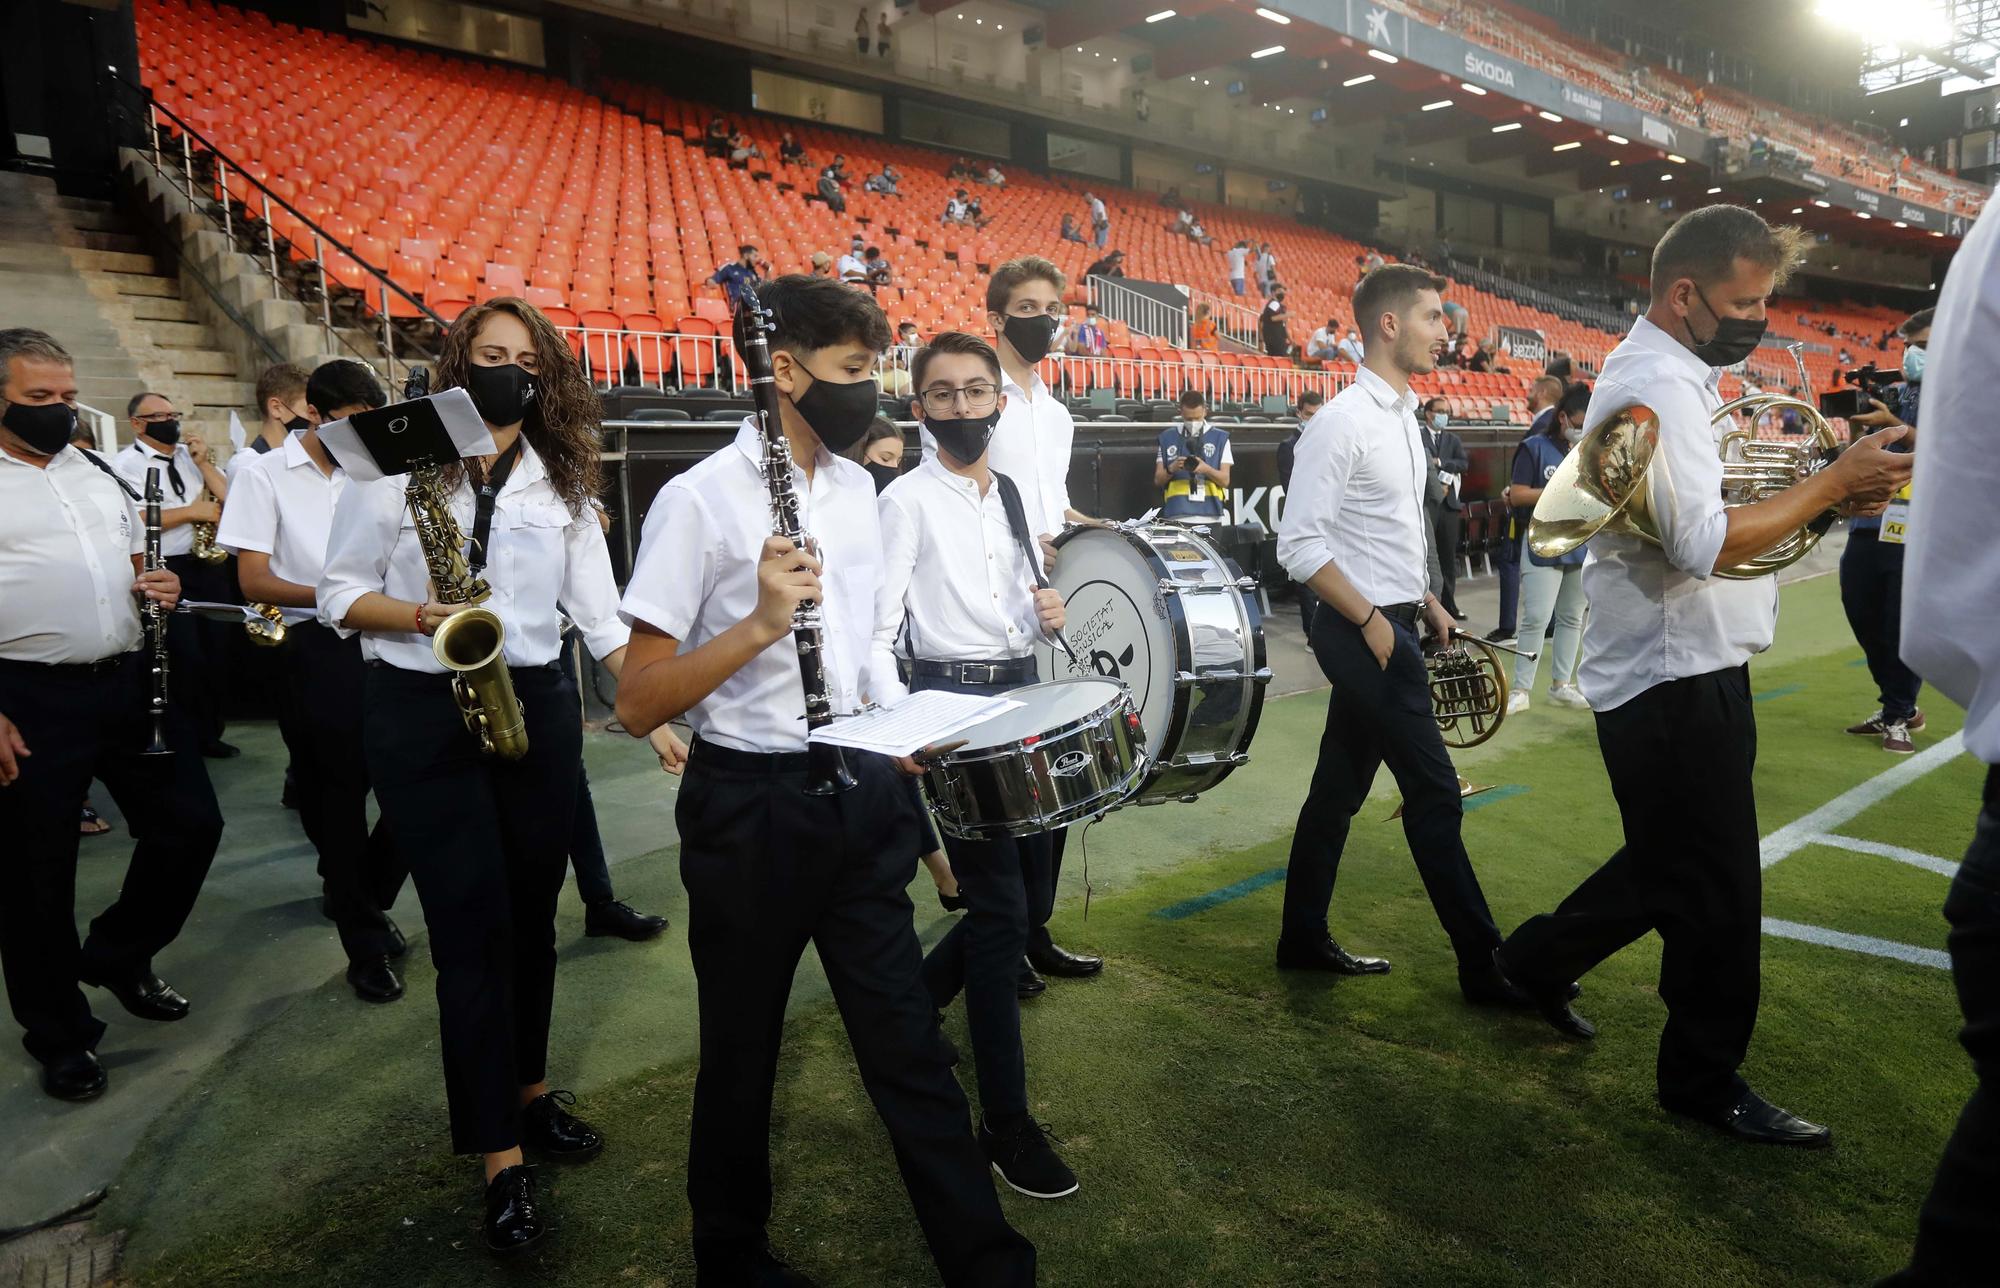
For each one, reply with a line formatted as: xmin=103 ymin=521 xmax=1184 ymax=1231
xmin=1087 ymin=276 xmax=1188 ymax=351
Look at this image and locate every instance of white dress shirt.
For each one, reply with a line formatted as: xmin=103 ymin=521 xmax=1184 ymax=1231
xmin=0 ymin=445 xmax=144 ymax=664
xmin=1901 ymin=209 xmax=2000 ymax=763
xmin=216 ymin=432 xmax=351 ymax=622
xmin=224 ymin=434 xmax=280 ymax=484
xmin=619 ymin=420 xmax=881 ymax=753
xmin=1276 ymin=364 xmax=1431 ymax=606
xmin=1307 ymin=327 xmax=1337 ymax=358
xmin=925 ymin=366 xmax=1074 ymax=538
xmin=318 ymin=441 xmax=625 ymax=671
xmin=870 ymin=458 xmax=1042 ymax=705
xmin=113 ymin=439 xmax=202 ymax=557
xmin=1575 ymin=316 xmax=1779 ymax=712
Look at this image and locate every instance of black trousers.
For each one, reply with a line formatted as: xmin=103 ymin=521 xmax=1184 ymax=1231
xmin=1283 ymin=609 xmax=1502 ymax=967
xmin=1433 ymin=505 xmax=1463 ymax=612
xmin=285 ymin=623 xmax=404 ymax=961
xmin=914 ymin=671 xmax=1048 ymax=1128
xmin=556 ymin=630 xmax=618 ymax=906
xmin=1494 ymin=522 xmax=1521 ymax=637
xmin=1501 ymin=666 xmax=1761 ymax=1112
xmin=1840 ymin=528 xmax=1923 ymax=721
xmin=362 ymin=663 xmax=582 ymax=1154
xmin=677 ymin=741 xmax=1034 ymax=1286
xmin=164 ymin=552 xmax=229 ymax=744
xmin=0 ymin=653 xmax=222 ymax=1062
xmin=1880 ymin=767 xmax=2000 ymax=1288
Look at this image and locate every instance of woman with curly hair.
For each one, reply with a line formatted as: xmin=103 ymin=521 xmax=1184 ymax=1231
xmin=318 ymin=296 xmax=625 ymax=1254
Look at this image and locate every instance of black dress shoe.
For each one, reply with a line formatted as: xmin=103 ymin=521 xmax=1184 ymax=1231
xmin=1666 ymin=1090 xmax=1833 ymax=1148
xmin=1275 ymin=934 xmax=1391 ymax=975
xmin=84 ymin=971 xmax=190 ymax=1022
xmin=346 ymin=957 xmax=404 ymax=1003
xmin=584 ymin=899 xmax=668 ymax=942
xmin=1017 ymin=960 xmax=1047 ymax=1000
xmin=483 ymin=1164 xmax=547 ymax=1254
xmin=42 ymin=1050 xmax=107 ymax=1102
xmin=1459 ymin=962 xmax=1535 ymax=1009
xmin=384 ymin=916 xmax=408 ymax=960
xmin=201 ymin=739 xmax=241 ymax=759
xmin=521 ymin=1089 xmax=604 ymax=1161
xmin=938 ymin=889 xmax=967 ymax=912
xmin=1027 ymin=942 xmax=1103 ymax=977
xmin=1490 ymin=950 xmax=1593 ymax=1038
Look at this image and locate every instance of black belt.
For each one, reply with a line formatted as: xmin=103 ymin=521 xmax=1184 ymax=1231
xmin=0 ymin=652 xmax=135 ymax=678
xmin=909 ymin=656 xmax=1037 ymax=686
xmin=1376 ymin=602 xmax=1422 ymax=628
xmin=366 ymin=659 xmax=561 ymax=674
xmin=687 ymin=736 xmax=814 ymax=775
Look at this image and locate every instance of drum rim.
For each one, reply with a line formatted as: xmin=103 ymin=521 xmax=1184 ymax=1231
xmin=928 ymin=682 xmax=1138 ymax=766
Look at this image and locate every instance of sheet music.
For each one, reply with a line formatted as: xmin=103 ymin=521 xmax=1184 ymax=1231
xmin=807 ymin=691 xmax=1022 ymax=758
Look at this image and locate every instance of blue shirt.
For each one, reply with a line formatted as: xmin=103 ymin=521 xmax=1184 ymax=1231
xmin=1159 ymin=423 xmax=1231 ymax=519
xmin=1513 ymin=431 xmax=1584 ymax=567
xmin=711 ymin=261 xmax=761 ymax=307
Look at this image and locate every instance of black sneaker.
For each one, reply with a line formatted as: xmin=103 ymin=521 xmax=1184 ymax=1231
xmin=521 ymin=1089 xmax=604 ymax=1161
xmin=979 ymin=1117 xmax=1078 ymax=1199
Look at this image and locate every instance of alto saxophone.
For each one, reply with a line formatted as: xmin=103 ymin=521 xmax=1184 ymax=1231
xmin=404 ymin=444 xmax=528 ymax=760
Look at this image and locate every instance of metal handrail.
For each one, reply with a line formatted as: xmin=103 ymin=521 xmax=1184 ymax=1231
xmin=107 ymin=74 xmax=445 ymax=385
xmin=75 ymin=402 xmax=117 ymax=453
xmin=1086 ymin=276 xmax=1187 ymax=351
xmin=1184 ymin=286 xmax=1261 ymax=349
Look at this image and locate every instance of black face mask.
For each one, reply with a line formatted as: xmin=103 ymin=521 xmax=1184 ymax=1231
xmin=864 ymin=461 xmax=901 ymax=494
xmin=1001 ymin=314 xmax=1060 ymax=365
xmin=1684 ymin=284 xmax=1767 ymax=368
xmin=925 ymin=409 xmax=1001 ymax=465
xmin=284 ymin=413 xmax=311 ymax=433
xmin=790 ymin=367 xmax=880 ymax=453
xmin=145 ymin=417 xmax=182 ymax=446
xmin=464 ymin=362 xmax=537 ymax=427
xmin=2 ymin=399 xmax=78 ymax=456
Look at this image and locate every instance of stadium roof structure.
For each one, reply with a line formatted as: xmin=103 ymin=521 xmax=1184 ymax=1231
xmin=916 ymin=0 xmax=1980 ymax=246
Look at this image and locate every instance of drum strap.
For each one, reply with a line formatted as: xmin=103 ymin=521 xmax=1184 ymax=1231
xmin=994 ymin=471 xmax=1081 ymax=672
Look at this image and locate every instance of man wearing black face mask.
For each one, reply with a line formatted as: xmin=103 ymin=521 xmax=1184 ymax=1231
xmin=873 ymin=331 xmax=1079 ymax=1202
xmin=0 ymin=329 xmax=222 ymax=1103
xmin=1496 ymin=204 xmax=1914 ymax=1148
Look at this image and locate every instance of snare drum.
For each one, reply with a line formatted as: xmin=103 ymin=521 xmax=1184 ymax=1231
xmin=920 ymin=679 xmax=1148 ymax=840
xmin=1035 ymin=522 xmax=1269 ymax=805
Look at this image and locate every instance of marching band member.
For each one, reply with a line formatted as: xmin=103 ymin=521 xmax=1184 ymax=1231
xmin=616 ymin=277 xmax=1035 ymax=1286
xmin=226 ymin=362 xmax=312 ymax=484
xmin=1274 ymin=266 xmax=1523 ymax=1005
xmin=0 ymin=329 xmax=221 ymax=1102
xmin=874 ymin=331 xmax=1078 ymax=1200
xmin=115 ymin=390 xmax=235 ymax=757
xmin=1495 ymin=206 xmax=1912 ymax=1146
xmin=971 ymin=255 xmax=1100 ymax=990
xmin=319 ymin=299 xmax=624 ymax=1252
xmin=216 ymin=359 xmax=409 ymax=1003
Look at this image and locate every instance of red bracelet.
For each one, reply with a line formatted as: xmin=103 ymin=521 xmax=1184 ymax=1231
xmin=415 ymin=604 xmax=427 ymax=635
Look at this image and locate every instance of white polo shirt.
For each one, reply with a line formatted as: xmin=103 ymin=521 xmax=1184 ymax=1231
xmin=319 ymin=441 xmax=625 ymax=672
xmin=871 ymin=457 xmax=1042 ymax=705
xmin=113 ymin=439 xmax=201 ymax=557
xmin=0 ymin=444 xmax=144 ymax=664
xmin=619 ymin=420 xmax=882 ymax=753
xmin=924 ymin=365 xmax=1074 ymax=538
xmin=1576 ymin=317 xmax=1779 ymax=712
xmin=215 ymin=431 xmax=351 ymax=616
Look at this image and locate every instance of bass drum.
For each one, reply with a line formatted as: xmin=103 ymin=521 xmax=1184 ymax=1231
xmin=1037 ymin=521 xmax=1270 ymax=805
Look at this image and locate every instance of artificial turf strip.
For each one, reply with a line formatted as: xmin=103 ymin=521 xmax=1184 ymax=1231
xmin=100 ymin=580 xmax=1977 ymax=1287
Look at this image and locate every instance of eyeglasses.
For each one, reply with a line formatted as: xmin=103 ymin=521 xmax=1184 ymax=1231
xmin=134 ymin=411 xmax=178 ymax=423
xmin=920 ymin=384 xmax=999 ymax=413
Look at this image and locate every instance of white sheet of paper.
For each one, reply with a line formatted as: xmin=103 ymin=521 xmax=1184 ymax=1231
xmin=317 ymin=387 xmax=497 ymax=483
xmin=807 ymin=691 xmax=1023 ymax=758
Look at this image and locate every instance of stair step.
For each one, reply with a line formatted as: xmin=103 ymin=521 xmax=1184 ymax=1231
xmin=145 ymin=320 xmax=215 ymax=348
xmin=104 ymin=273 xmax=181 ymax=299
xmin=76 ymin=230 xmax=148 ymax=254
xmin=162 ymin=349 xmax=238 ymax=377
xmin=68 ymin=248 xmax=158 ymax=274
xmin=56 ymin=194 xmax=115 ymax=214
xmin=176 ymin=376 xmax=256 ymax=405
xmin=66 ymin=209 xmax=128 ymax=234
xmin=128 ymin=296 xmax=194 ymax=322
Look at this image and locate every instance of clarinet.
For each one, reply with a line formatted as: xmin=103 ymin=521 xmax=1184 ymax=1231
xmin=141 ymin=465 xmax=173 ymax=756
xmin=735 ymin=292 xmax=856 ymax=796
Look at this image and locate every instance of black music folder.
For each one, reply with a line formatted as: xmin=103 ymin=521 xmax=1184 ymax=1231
xmin=317 ymin=387 xmax=497 ymax=482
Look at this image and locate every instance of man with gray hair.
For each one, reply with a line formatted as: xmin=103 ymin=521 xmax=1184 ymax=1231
xmin=0 ymin=328 xmax=222 ymax=1102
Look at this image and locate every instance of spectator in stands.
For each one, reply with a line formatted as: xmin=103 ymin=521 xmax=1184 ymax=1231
xmin=1420 ymin=396 xmax=1469 ymax=621
xmin=864 ymin=247 xmax=893 ymax=290
xmin=946 ymin=156 xmax=976 ymax=180
xmin=1254 ymin=243 xmax=1278 ymax=295
xmin=943 ymin=189 xmax=972 ymax=225
xmin=1086 ymin=192 xmax=1110 ymax=249
xmin=1187 ymin=216 xmax=1211 ymax=247
xmin=964 ymin=194 xmax=989 ymax=228
xmin=876 ymin=11 xmax=892 ymax=57
xmin=1156 ymin=390 xmax=1232 ymax=522
xmin=1173 ymin=209 xmax=1195 ymax=237
xmin=726 ymin=130 xmax=763 ymax=166
xmin=1336 ymin=327 xmax=1365 ymax=364
xmin=1134 ymin=86 xmax=1151 ymax=123
xmin=982 ymin=163 xmax=1007 ymax=187
xmin=1838 ymin=307 xmax=1930 ymax=754
xmin=1466 ymin=340 xmax=1493 ymax=373
xmin=817 ymin=165 xmax=847 ymax=213
xmin=883 ymin=332 xmax=917 ymax=397
xmin=1191 ymin=303 xmax=1220 ymax=351
xmin=1441 ymin=286 xmax=1469 ymax=339
xmin=1544 ymin=351 xmax=1573 ymax=380
xmin=1306 ymin=319 xmax=1340 ymax=363
xmin=1363 ymin=249 xmax=1386 ymax=273
xmin=704 ymin=116 xmax=729 ymax=158
xmin=779 ymin=131 xmax=806 ymax=165
xmin=1838 ymin=346 xmax=1853 ymax=365
xmin=1060 ymin=213 xmax=1086 ymax=244
xmin=1066 ymin=309 xmax=1107 ymax=357
xmin=1494 ymin=374 xmax=1566 ymax=642
xmin=1226 ymin=241 xmax=1250 ymax=296
xmin=864 ymin=166 xmax=901 ymax=196
xmin=808 ymin=251 xmax=834 ymax=279
xmin=826 ymin=154 xmax=849 ymax=184
xmin=1502 ymin=380 xmax=1593 ymax=713
xmin=836 ymin=244 xmax=869 ymax=285
xmin=854 ymin=5 xmax=869 ymax=55
xmin=1260 ymin=286 xmax=1291 ymax=358
xmin=1085 ymin=250 xmax=1126 ymax=280
xmin=710 ymin=244 xmax=765 ymax=308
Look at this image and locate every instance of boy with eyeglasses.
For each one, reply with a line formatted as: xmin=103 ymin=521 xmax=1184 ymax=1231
xmin=875 ymin=331 xmax=1076 ymax=1201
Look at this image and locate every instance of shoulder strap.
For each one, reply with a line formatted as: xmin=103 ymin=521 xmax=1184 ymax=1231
xmin=992 ymin=470 xmax=1050 ymax=591
xmin=78 ymin=447 xmax=143 ymax=502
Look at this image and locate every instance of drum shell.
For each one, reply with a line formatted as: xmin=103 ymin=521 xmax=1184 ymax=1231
xmin=922 ymin=687 xmax=1148 ymax=840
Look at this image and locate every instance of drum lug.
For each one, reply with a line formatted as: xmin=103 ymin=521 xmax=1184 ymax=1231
xmin=1234 ymin=576 xmax=1258 ymax=592
xmin=1252 ymin=667 xmax=1273 ymax=686
xmin=1155 ymin=578 xmax=1183 ymax=597
xmin=1174 ymin=670 xmax=1199 ymax=687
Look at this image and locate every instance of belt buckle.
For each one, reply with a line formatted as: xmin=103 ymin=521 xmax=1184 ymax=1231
xmin=964 ymin=662 xmax=996 ymax=684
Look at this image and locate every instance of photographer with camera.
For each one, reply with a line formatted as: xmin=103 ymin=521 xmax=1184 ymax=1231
xmin=1834 ymin=308 xmax=1929 ymax=754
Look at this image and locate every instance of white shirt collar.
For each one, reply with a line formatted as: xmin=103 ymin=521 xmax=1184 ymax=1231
xmin=1351 ymin=364 xmax=1417 ymax=415
xmin=730 ymin=418 xmax=836 ymax=473
xmin=1628 ymin=315 xmax=1725 ymax=390
xmin=999 ymin=365 xmax=1046 ymax=401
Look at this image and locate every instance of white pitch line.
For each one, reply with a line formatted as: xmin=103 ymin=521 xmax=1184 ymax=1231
xmin=1760 ymin=732 xmax=1966 ymax=868
xmin=1808 ymin=832 xmax=1960 ymax=878
xmin=1763 ymin=917 xmax=1951 ymax=970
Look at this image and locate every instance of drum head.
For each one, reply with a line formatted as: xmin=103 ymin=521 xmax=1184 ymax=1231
xmin=954 ymin=678 xmax=1125 ymax=751
xmin=1038 ymin=527 xmax=1176 ymax=759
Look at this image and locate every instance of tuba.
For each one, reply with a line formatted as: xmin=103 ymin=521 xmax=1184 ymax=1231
xmin=402 ymin=367 xmax=528 ymax=760
xmin=1529 ymin=344 xmax=1841 ymax=579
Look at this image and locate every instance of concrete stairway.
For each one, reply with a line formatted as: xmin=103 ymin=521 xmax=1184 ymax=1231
xmin=0 ymin=171 xmax=251 ymax=448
